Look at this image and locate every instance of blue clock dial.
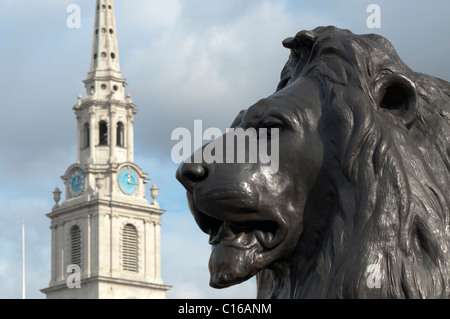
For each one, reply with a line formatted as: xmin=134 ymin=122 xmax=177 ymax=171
xmin=68 ymin=169 xmax=86 ymax=197
xmin=118 ymin=168 xmax=139 ymax=195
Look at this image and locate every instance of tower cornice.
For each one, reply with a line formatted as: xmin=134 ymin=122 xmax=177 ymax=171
xmin=83 ymin=75 xmax=127 ymax=85
xmin=73 ymin=98 xmax=136 ymax=111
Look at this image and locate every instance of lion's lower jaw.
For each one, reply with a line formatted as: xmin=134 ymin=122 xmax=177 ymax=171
xmin=208 ymin=243 xmax=263 ymax=288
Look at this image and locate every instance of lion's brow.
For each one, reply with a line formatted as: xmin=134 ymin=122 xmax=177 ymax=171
xmin=244 ymin=98 xmax=303 ymax=130
xmin=264 ymin=105 xmax=303 ymax=130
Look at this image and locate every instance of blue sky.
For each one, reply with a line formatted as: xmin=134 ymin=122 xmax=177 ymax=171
xmin=0 ymin=0 xmax=449 ymax=299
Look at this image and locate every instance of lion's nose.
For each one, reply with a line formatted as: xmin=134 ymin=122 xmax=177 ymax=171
xmin=176 ymin=162 xmax=208 ymax=191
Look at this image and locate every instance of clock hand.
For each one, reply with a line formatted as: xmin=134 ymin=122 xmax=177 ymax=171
xmin=126 ymin=172 xmax=138 ymax=185
xmin=127 ymin=179 xmax=138 ymax=185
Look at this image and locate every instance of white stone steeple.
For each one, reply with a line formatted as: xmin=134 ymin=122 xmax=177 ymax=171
xmin=84 ymin=0 xmax=126 ymax=100
xmin=73 ymin=0 xmax=136 ymax=167
xmin=42 ymin=0 xmax=170 ymax=299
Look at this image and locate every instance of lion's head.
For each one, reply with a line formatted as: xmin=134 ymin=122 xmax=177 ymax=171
xmin=176 ymin=26 xmax=450 ymax=298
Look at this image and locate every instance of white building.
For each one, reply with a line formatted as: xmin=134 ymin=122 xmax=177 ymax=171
xmin=41 ymin=0 xmax=171 ymax=299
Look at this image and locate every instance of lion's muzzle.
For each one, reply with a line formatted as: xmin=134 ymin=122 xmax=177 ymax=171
xmin=176 ymin=160 xmax=289 ymax=288
xmin=176 ymin=161 xmax=208 ymax=192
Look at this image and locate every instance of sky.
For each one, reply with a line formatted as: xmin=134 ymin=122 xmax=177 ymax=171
xmin=0 ymin=0 xmax=449 ymax=299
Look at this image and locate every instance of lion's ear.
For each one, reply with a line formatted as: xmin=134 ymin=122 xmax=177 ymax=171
xmin=374 ymin=73 xmax=418 ymax=129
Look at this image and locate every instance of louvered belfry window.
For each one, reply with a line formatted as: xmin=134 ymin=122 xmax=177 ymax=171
xmin=123 ymin=224 xmax=138 ymax=272
xmin=71 ymin=225 xmax=81 ymax=267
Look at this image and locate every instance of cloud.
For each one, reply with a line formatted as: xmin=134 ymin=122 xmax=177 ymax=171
xmin=122 ymin=0 xmax=299 ymax=159
xmin=118 ymin=0 xmax=182 ymax=33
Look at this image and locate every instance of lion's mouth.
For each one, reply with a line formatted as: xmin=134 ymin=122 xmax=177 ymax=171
xmin=207 ymin=217 xmax=285 ymax=288
xmin=208 ymin=220 xmax=280 ymax=250
xmin=187 ymin=193 xmax=287 ymax=288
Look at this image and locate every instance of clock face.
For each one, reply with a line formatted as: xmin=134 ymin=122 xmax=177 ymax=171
xmin=68 ymin=169 xmax=86 ymax=197
xmin=118 ymin=168 xmax=139 ymax=195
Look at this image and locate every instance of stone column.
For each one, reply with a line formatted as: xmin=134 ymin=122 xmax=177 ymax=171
xmin=127 ymin=113 xmax=134 ymax=162
xmin=84 ymin=213 xmax=92 ymax=278
xmin=145 ymin=220 xmax=156 ymax=281
xmin=109 ymin=213 xmax=118 ymax=277
xmin=76 ymin=115 xmax=81 ymax=164
xmin=57 ymin=221 xmax=66 ymax=282
xmin=110 ymin=105 xmax=116 ymax=163
xmin=50 ymin=223 xmax=57 ymax=285
xmin=88 ymin=108 xmax=96 ymax=164
xmin=154 ymin=221 xmax=163 ymax=283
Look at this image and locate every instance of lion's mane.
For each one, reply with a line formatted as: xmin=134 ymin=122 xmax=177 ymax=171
xmin=257 ymin=26 xmax=450 ymax=298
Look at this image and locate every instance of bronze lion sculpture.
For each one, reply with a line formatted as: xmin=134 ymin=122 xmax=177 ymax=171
xmin=176 ymin=26 xmax=450 ymax=298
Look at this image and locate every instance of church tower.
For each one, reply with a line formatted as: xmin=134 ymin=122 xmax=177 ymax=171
xmin=41 ymin=0 xmax=171 ymax=299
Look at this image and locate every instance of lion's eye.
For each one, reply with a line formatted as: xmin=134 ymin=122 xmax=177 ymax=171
xmin=264 ymin=122 xmax=284 ymax=130
xmin=263 ymin=116 xmax=285 ymax=130
xmin=258 ymin=117 xmax=285 ymax=140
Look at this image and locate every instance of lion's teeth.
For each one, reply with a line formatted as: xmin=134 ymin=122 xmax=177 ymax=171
xmin=265 ymin=231 xmax=274 ymax=244
xmin=255 ymin=230 xmax=274 ymax=248
xmin=209 ymin=223 xmax=226 ymax=245
xmin=255 ymin=230 xmax=265 ymax=245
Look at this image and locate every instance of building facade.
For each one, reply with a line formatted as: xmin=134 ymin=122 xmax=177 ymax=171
xmin=41 ymin=0 xmax=170 ymax=299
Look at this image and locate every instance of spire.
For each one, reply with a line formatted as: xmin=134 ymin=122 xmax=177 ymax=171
xmin=84 ymin=0 xmax=126 ymax=99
